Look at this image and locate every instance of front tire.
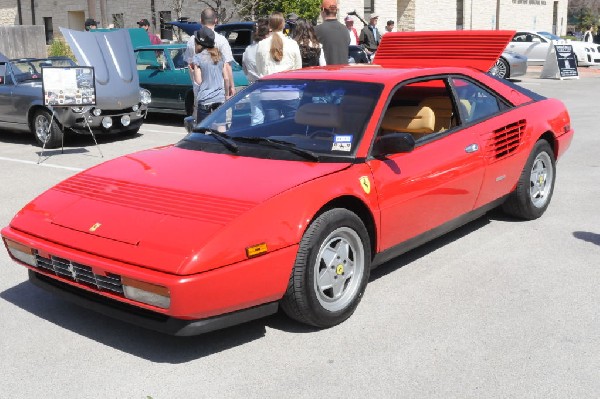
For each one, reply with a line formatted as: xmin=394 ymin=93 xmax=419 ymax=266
xmin=491 ymin=57 xmax=510 ymax=79
xmin=502 ymin=139 xmax=556 ymax=220
xmin=32 ymin=109 xmax=63 ymax=148
xmin=281 ymin=208 xmax=371 ymax=328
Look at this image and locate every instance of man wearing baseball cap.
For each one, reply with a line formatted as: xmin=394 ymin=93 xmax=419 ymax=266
xmin=344 ymin=15 xmax=359 ymax=45
xmin=314 ymin=0 xmax=350 ymax=65
xmin=84 ymin=18 xmax=98 ymax=31
xmin=137 ymin=18 xmax=162 ymax=44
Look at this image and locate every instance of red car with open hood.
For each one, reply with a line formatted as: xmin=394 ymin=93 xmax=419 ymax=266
xmin=2 ymin=31 xmax=574 ymax=335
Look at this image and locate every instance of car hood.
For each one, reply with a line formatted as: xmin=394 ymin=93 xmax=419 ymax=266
xmin=375 ymin=30 xmax=515 ymax=72
xmin=11 ymin=146 xmax=350 ymax=274
xmin=61 ymin=27 xmax=140 ymax=109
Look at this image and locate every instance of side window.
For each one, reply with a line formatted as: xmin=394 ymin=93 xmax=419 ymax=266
xmin=135 ymin=50 xmax=165 ymax=70
xmin=513 ymin=32 xmax=527 ymax=42
xmin=452 ymin=78 xmax=501 ymax=124
xmin=170 ymin=49 xmax=187 ymax=69
xmin=0 ymin=63 xmax=5 ymax=84
xmin=379 ymin=78 xmax=458 ymax=142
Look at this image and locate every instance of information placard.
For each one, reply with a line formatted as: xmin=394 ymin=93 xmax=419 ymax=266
xmin=554 ymin=45 xmax=578 ymax=79
xmin=41 ymin=66 xmax=96 ymax=106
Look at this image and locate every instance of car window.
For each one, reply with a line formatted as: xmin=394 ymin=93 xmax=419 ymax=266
xmin=452 ymin=78 xmax=501 ymax=124
xmin=179 ymin=79 xmax=383 ymax=160
xmin=0 ymin=63 xmax=5 ymax=84
xmin=219 ymin=29 xmax=252 ymax=47
xmin=136 ymin=50 xmax=167 ymax=70
xmin=170 ymin=49 xmax=187 ymax=69
xmin=378 ymin=78 xmax=459 ymax=143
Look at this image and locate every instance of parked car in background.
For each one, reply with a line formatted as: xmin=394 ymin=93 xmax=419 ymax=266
xmin=488 ymin=51 xmax=528 ymax=79
xmin=1 ymin=30 xmax=574 ymax=336
xmin=507 ymin=31 xmax=600 ymax=66
xmin=0 ymin=52 xmax=149 ymax=148
xmin=135 ymin=43 xmax=248 ymax=115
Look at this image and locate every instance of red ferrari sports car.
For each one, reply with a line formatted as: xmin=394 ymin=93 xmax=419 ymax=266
xmin=2 ymin=31 xmax=574 ymax=335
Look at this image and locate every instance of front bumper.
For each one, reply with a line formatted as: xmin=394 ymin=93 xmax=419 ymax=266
xmin=55 ymin=106 xmax=148 ymax=135
xmin=2 ymin=227 xmax=297 ymax=335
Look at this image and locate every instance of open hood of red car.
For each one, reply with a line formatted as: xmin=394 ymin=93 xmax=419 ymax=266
xmin=12 ymin=146 xmax=350 ymax=274
xmin=373 ymin=30 xmax=515 ymax=72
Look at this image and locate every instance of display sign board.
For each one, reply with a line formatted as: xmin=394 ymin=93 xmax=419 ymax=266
xmin=540 ymin=43 xmax=579 ymax=80
xmin=41 ymin=66 xmax=96 ymax=106
xmin=554 ymin=45 xmax=578 ymax=79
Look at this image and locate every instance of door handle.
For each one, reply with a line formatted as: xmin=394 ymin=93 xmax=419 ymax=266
xmin=465 ymin=143 xmax=479 ymax=153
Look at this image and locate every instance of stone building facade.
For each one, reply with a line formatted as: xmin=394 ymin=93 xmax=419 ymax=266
xmin=0 ymin=0 xmax=569 ymax=44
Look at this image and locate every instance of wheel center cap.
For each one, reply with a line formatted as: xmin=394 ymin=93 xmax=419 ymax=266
xmin=336 ymin=264 xmax=344 ymax=275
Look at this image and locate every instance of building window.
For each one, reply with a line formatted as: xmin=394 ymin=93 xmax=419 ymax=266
xmin=112 ymin=13 xmax=124 ymax=28
xmin=159 ymin=11 xmax=173 ymax=41
xmin=43 ymin=17 xmax=53 ymax=44
xmin=456 ymin=0 xmax=464 ymax=30
xmin=364 ymin=0 xmax=374 ymax=14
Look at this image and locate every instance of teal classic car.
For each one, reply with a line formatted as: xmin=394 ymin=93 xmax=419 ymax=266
xmin=135 ymin=43 xmax=248 ymax=115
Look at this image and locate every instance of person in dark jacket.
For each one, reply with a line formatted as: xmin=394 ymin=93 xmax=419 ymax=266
xmin=359 ymin=13 xmax=380 ymax=57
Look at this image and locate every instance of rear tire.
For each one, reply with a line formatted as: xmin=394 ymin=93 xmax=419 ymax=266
xmin=281 ymin=208 xmax=371 ymax=328
xmin=502 ymin=139 xmax=556 ymax=220
xmin=32 ymin=109 xmax=63 ymax=148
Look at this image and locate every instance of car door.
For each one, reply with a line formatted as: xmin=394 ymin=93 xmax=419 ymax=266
xmin=507 ymin=32 xmax=549 ymax=64
xmin=367 ymin=77 xmax=486 ymax=251
xmin=0 ymin=63 xmax=20 ymax=124
xmin=136 ymin=49 xmax=172 ymax=110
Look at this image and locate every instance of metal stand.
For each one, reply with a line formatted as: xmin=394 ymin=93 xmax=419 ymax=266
xmin=37 ymin=108 xmax=56 ymax=164
xmin=37 ymin=109 xmax=103 ymax=164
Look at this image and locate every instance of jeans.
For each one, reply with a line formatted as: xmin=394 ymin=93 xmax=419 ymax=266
xmin=262 ymin=99 xmax=299 ymax=122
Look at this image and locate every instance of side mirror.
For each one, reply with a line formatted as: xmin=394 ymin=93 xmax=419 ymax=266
xmin=373 ymin=132 xmax=416 ymax=156
xmin=532 ymin=37 xmax=542 ymax=43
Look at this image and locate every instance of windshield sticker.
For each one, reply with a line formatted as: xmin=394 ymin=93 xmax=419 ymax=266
xmin=332 ymin=135 xmax=353 ymax=152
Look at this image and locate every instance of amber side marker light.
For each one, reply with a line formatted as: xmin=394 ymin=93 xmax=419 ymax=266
xmin=4 ymin=239 xmax=36 ymax=267
xmin=246 ymin=243 xmax=268 ymax=258
xmin=121 ymin=277 xmax=171 ymax=309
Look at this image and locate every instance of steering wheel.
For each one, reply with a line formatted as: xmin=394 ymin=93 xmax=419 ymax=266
xmin=309 ymin=130 xmax=335 ymax=139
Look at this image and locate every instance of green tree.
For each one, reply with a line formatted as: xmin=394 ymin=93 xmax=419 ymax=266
xmin=234 ymin=0 xmax=321 ymax=23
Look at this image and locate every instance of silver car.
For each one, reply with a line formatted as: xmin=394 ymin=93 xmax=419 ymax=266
xmin=489 ymin=51 xmax=528 ymax=79
xmin=0 ymin=29 xmax=151 ymax=148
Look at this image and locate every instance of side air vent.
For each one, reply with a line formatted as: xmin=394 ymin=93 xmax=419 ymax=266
xmin=482 ymin=119 xmax=526 ymax=162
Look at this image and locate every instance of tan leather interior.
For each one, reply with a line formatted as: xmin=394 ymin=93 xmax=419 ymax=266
xmin=294 ymin=103 xmax=342 ymax=129
xmin=418 ymin=96 xmax=454 ymax=132
xmin=381 ymin=106 xmax=435 ymax=139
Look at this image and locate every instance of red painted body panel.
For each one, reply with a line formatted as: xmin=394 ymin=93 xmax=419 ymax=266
xmin=373 ymin=30 xmax=515 ymax=72
xmin=1 ymin=54 xmax=574 ymax=331
xmin=2 ymin=226 xmax=297 ymax=319
xmin=368 ymin=126 xmax=485 ymax=250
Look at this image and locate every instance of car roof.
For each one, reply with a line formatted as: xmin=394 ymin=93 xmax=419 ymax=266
xmin=215 ymin=22 xmax=255 ymax=30
xmin=135 ymin=43 xmax=187 ymax=51
xmin=261 ymin=64 xmax=485 ymax=85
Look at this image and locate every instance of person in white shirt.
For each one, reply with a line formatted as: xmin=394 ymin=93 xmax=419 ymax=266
xmin=242 ymin=18 xmax=270 ymax=84
xmin=255 ymin=12 xmax=302 ymax=122
xmin=344 ymin=15 xmax=359 ymax=46
xmin=583 ymin=25 xmax=595 ymax=42
xmin=185 ymin=8 xmax=235 ymax=118
xmin=242 ymin=18 xmax=270 ymax=125
xmin=256 ymin=12 xmax=302 ymax=77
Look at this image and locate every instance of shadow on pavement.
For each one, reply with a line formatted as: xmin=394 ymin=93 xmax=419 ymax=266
xmin=573 ymin=231 xmax=600 ymax=246
xmin=0 ymin=281 xmax=273 ymax=363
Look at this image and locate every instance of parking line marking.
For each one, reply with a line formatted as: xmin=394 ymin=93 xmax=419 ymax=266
xmin=0 ymin=156 xmax=84 ymax=172
xmin=141 ymin=128 xmax=187 ymax=135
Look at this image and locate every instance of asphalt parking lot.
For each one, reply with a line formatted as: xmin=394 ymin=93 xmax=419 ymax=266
xmin=1 ymin=70 xmax=599 ymax=398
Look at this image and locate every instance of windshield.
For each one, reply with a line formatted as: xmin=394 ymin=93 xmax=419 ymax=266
xmin=538 ymin=31 xmax=561 ymax=41
xmin=10 ymin=57 xmax=76 ymax=83
xmin=178 ymin=79 xmax=382 ymax=161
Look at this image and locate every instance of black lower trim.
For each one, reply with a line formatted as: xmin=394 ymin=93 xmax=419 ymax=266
xmin=372 ymin=195 xmax=507 ymax=268
xmin=28 ymin=270 xmax=279 ymax=336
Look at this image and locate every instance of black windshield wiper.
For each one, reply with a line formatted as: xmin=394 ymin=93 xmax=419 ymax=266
xmin=193 ymin=127 xmax=238 ymax=153
xmin=233 ymin=136 xmax=319 ymax=161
